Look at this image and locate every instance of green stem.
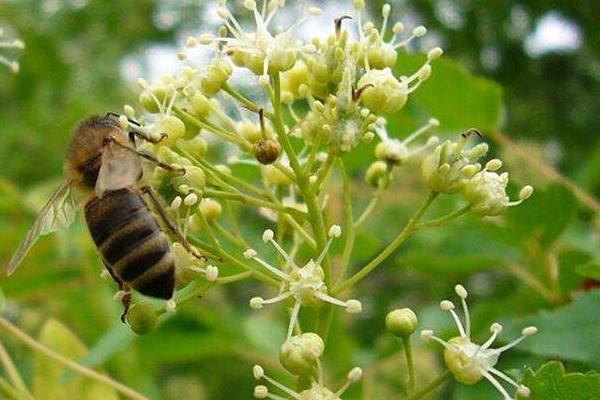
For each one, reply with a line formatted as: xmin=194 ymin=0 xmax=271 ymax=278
xmin=0 ymin=318 xmax=150 ymax=400
xmin=333 ymin=192 xmax=438 ymax=294
xmin=0 ymin=377 xmax=31 ymax=400
xmin=339 ymin=159 xmax=355 ymax=280
xmin=203 ymin=189 xmax=307 ymax=219
xmin=0 ymin=340 xmax=30 ymax=397
xmin=415 ymin=205 xmax=471 ymax=230
xmin=406 ymin=371 xmax=451 ymax=400
xmin=401 ymin=336 xmax=415 ymax=393
xmin=174 ymin=106 xmax=248 ymax=149
xmin=222 ymin=83 xmax=274 ymax=119
xmin=218 ymin=271 xmax=254 ymax=285
xmin=354 ymin=193 xmax=381 ymax=230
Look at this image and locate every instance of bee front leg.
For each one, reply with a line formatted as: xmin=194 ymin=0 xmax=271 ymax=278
xmin=140 ymin=185 xmax=208 ymax=262
xmin=106 ymin=138 xmax=185 ymax=175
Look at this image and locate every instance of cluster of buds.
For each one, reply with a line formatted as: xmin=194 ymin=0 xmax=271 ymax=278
xmin=421 ymin=285 xmax=537 ymax=399
xmin=245 ymin=226 xmax=362 ymax=339
xmin=0 ymin=27 xmax=24 ymax=73
xmin=421 ymin=130 xmax=533 ymax=216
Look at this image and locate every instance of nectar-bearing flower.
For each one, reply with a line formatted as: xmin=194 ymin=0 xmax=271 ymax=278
xmin=245 ymin=225 xmax=362 ymax=339
xmin=464 ymin=159 xmax=533 ymax=216
xmin=252 ymin=364 xmax=362 ymax=400
xmin=421 ymin=284 xmax=537 ymax=400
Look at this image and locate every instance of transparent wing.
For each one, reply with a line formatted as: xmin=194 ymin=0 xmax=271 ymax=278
xmin=5 ymin=180 xmax=78 ymax=276
xmin=95 ymin=141 xmax=142 ymax=196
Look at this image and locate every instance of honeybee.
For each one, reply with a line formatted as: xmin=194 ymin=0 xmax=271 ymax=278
xmin=5 ymin=114 xmax=203 ymax=318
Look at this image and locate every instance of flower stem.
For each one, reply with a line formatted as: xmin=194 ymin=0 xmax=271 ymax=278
xmin=401 ymin=336 xmax=415 ymax=393
xmin=0 ymin=340 xmax=30 ymax=397
xmin=0 ymin=318 xmax=150 ymax=400
xmin=406 ymin=370 xmax=451 ymax=400
xmin=0 ymin=377 xmax=32 ymax=400
xmin=339 ymin=159 xmax=355 ymax=280
xmin=333 ymin=192 xmax=438 ymax=294
xmin=222 ymin=83 xmax=274 ymax=119
xmin=354 ymin=192 xmax=382 ymax=230
xmin=415 ymin=205 xmax=471 ymax=230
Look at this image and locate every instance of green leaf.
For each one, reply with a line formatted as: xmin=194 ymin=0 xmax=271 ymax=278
xmin=519 ymin=361 xmax=600 ymax=400
xmin=576 ymin=263 xmax=600 ymax=281
xmin=393 ymin=55 xmax=503 ymax=134
xmin=33 ymin=319 xmax=119 ymax=400
xmin=506 ymin=290 xmax=600 ymax=365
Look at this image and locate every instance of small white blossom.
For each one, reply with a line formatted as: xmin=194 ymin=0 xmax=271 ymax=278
xmin=252 ymin=363 xmax=362 ymax=400
xmin=374 ymin=117 xmax=440 ymax=165
xmin=245 ymin=226 xmax=361 ymax=339
xmin=421 ymin=284 xmax=537 ymax=400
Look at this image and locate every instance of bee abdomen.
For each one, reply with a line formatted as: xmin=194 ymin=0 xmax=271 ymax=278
xmin=85 ymin=189 xmax=175 ymax=299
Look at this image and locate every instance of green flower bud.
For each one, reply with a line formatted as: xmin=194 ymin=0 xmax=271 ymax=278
xmin=253 ymin=139 xmax=281 ymax=164
xmin=139 ymin=92 xmax=160 ymax=113
xmin=269 ymin=48 xmax=297 ymax=73
xmin=156 ymin=146 xmax=191 ymax=167
xmin=365 ymin=161 xmax=389 ymax=188
xmin=172 ymin=166 xmax=206 ymax=191
xmin=189 ymin=92 xmax=212 ymax=119
xmin=127 ymin=301 xmax=159 ymax=335
xmin=201 ymin=57 xmax=233 ymax=96
xmin=264 ymin=165 xmax=293 ymax=186
xmin=367 ymin=43 xmax=398 ymax=70
xmin=281 ymin=62 xmax=309 ymax=102
xmin=178 ymin=136 xmax=208 ymax=159
xmin=279 ymin=333 xmax=324 ymax=376
xmin=199 ymin=198 xmax=222 ymax=221
xmin=357 ymin=68 xmax=408 ymax=113
xmin=237 ymin=121 xmax=263 ymax=144
xmin=154 ymin=115 xmax=186 ymax=147
xmin=386 ymin=308 xmax=418 ymax=337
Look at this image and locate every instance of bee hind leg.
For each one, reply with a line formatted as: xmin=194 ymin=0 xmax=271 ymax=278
xmin=102 ymin=261 xmax=132 ymax=323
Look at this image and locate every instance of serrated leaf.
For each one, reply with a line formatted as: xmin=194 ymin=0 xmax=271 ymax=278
xmin=576 ymin=263 xmax=600 ymax=281
xmin=506 ymin=290 xmax=600 ymax=365
xmin=33 ymin=319 xmax=119 ymax=400
xmin=519 ymin=361 xmax=600 ymax=400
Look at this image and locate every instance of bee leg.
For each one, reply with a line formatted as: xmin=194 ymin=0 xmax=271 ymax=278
xmin=119 ymin=283 xmax=132 ymax=323
xmin=108 ymin=139 xmax=185 ymax=175
xmin=140 ymin=185 xmax=209 ymax=262
xmin=130 ymin=129 xmax=168 ymax=144
xmin=101 ymin=261 xmax=132 ymax=323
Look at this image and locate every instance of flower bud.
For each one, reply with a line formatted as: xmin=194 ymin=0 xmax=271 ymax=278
xmin=253 ymin=139 xmax=281 ymax=164
xmin=139 ymin=92 xmax=160 ymax=114
xmin=201 ymin=57 xmax=233 ymax=96
xmin=281 ymin=62 xmax=310 ymax=102
xmin=367 ymin=43 xmax=398 ymax=70
xmin=154 ymin=115 xmax=186 ymax=147
xmin=237 ymin=121 xmax=263 ymax=144
xmin=365 ymin=161 xmax=389 ymax=188
xmin=189 ymin=92 xmax=212 ymax=119
xmin=171 ymin=166 xmax=206 ymax=192
xmin=357 ymin=68 xmax=408 ymax=113
xmin=126 ymin=301 xmax=159 ymax=335
xmin=264 ymin=165 xmax=293 ymax=186
xmin=386 ymin=308 xmax=418 ymax=337
xmin=279 ymin=333 xmax=324 ymax=376
xmin=199 ymin=198 xmax=222 ymax=221
xmin=179 ymin=136 xmax=208 ymax=159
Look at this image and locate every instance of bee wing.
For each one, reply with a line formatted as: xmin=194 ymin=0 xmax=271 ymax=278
xmin=5 ymin=180 xmax=78 ymax=276
xmin=95 ymin=141 xmax=142 ymax=196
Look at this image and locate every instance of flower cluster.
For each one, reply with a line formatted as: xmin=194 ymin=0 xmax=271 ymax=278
xmin=422 ymin=131 xmax=533 ymax=216
xmin=421 ymin=285 xmax=537 ymax=400
xmin=0 ymin=27 xmax=24 ymax=73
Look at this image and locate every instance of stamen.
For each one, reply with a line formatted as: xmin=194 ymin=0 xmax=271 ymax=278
xmin=489 ymin=367 xmax=520 ymax=389
xmin=261 ymin=374 xmax=303 ymax=400
xmin=250 ymin=255 xmax=290 ymax=280
xmin=380 ymin=4 xmax=391 ymax=37
xmin=481 ymin=370 xmax=513 ymax=400
xmin=403 ymin=118 xmax=439 ymax=145
xmin=480 ymin=323 xmax=502 ymax=351
xmin=261 ymin=291 xmax=293 ymax=305
xmin=455 ymin=284 xmax=471 ymax=337
xmin=265 ymin=234 xmax=300 ymax=269
xmin=315 ymin=236 xmax=335 ymax=265
xmin=441 ymin=300 xmax=467 ymax=338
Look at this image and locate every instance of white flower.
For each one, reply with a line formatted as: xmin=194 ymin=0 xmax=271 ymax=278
xmin=203 ymin=0 xmax=318 ymax=83
xmin=421 ymin=284 xmax=537 ymax=400
xmin=246 ymin=225 xmax=361 ymax=339
xmin=252 ymin=364 xmax=362 ymax=400
xmin=0 ymin=28 xmax=25 ymax=73
xmin=464 ymin=160 xmax=533 ymax=216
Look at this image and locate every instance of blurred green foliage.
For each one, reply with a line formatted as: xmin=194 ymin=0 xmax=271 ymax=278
xmin=0 ymin=1 xmax=599 ymax=399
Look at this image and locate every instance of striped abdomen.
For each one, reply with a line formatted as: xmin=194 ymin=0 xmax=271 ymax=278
xmin=84 ymin=188 xmax=175 ymax=299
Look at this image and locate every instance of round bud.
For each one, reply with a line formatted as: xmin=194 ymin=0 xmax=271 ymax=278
xmin=172 ymin=166 xmax=206 ymax=192
xmin=139 ymin=92 xmax=160 ymax=114
xmin=357 ymin=68 xmax=408 ymax=113
xmin=155 ymin=115 xmax=186 ymax=147
xmin=264 ymin=165 xmax=293 ymax=186
xmin=126 ymin=302 xmax=159 ymax=335
xmin=253 ymin=139 xmax=281 ymax=164
xmin=189 ymin=92 xmax=212 ymax=119
xmin=279 ymin=333 xmax=324 ymax=376
xmin=385 ymin=308 xmax=418 ymax=337
xmin=237 ymin=121 xmax=263 ymax=144
xmin=199 ymin=198 xmax=222 ymax=221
